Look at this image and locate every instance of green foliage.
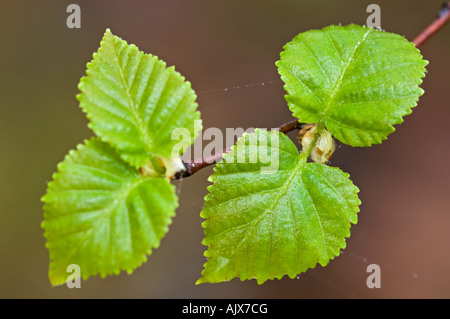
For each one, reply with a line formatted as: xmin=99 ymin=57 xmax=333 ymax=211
xmin=276 ymin=24 xmax=428 ymax=147
xmin=198 ymin=130 xmax=360 ymax=284
xmin=43 ymin=139 xmax=177 ymax=285
xmin=42 ymin=30 xmax=201 ymax=285
xmin=199 ymin=24 xmax=427 ymax=284
xmin=43 ymin=24 xmax=428 ymax=286
xmin=78 ymin=29 xmax=201 ymax=169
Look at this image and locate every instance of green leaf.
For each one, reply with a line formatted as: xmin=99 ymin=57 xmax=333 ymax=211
xmin=78 ymin=29 xmax=201 ymax=168
xmin=276 ymin=24 xmax=428 ymax=147
xmin=197 ymin=129 xmax=360 ymax=284
xmin=42 ymin=138 xmax=177 ymax=285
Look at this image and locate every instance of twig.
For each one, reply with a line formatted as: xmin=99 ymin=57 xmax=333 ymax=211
xmin=173 ymin=119 xmax=301 ymax=179
xmin=174 ymin=147 xmax=231 ymax=179
xmin=413 ymin=2 xmax=450 ymax=47
xmin=173 ymin=3 xmax=449 ymax=180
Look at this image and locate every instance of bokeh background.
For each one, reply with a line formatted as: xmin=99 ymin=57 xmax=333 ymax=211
xmin=0 ymin=0 xmax=449 ymax=299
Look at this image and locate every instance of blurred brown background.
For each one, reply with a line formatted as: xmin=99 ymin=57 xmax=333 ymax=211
xmin=0 ymin=0 xmax=449 ymax=298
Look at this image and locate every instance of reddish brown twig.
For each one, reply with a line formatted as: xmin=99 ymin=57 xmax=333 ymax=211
xmin=173 ymin=119 xmax=301 ymax=179
xmin=174 ymin=147 xmax=231 ymax=179
xmin=413 ymin=2 xmax=450 ymax=47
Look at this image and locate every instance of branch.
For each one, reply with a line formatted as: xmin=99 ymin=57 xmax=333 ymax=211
xmin=173 ymin=119 xmax=302 ymax=179
xmin=173 ymin=3 xmax=449 ymax=180
xmin=413 ymin=2 xmax=450 ymax=47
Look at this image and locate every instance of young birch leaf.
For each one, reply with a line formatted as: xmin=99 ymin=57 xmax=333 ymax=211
xmin=276 ymin=24 xmax=428 ymax=147
xmin=78 ymin=29 xmax=201 ymax=168
xmin=42 ymin=138 xmax=177 ymax=285
xmin=197 ymin=130 xmax=360 ymax=284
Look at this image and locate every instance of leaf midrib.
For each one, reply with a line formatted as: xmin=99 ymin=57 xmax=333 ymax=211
xmin=53 ymin=175 xmax=149 ymax=276
xmin=318 ymin=27 xmax=373 ymax=126
xmin=109 ymin=36 xmax=153 ymax=160
xmin=217 ymin=155 xmax=305 ymax=261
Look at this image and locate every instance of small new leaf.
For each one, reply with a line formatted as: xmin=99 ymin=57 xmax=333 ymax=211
xmin=277 ymin=24 xmax=428 ymax=147
xmin=78 ymin=29 xmax=201 ymax=168
xmin=198 ymin=130 xmax=360 ymax=284
xmin=42 ymin=138 xmax=177 ymax=285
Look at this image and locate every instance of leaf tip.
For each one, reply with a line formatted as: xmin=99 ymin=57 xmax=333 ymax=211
xmin=195 ymin=277 xmax=204 ymax=285
xmin=103 ymin=28 xmax=116 ymax=41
